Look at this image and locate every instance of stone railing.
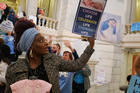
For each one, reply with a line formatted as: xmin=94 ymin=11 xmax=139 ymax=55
xmin=124 ymin=23 xmax=140 ymax=35
xmin=37 ymin=15 xmax=58 ymax=30
xmin=122 ymin=23 xmax=140 ymax=48
xmin=124 ymin=24 xmax=131 ymax=35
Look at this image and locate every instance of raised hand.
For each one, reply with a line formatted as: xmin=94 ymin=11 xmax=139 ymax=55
xmin=64 ymin=40 xmax=74 ymax=52
xmin=87 ymin=37 xmax=95 ymax=48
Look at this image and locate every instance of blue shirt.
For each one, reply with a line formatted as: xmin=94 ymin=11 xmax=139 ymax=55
xmin=2 ymin=35 xmax=15 ymax=54
xmin=59 ymin=72 xmax=74 ymax=93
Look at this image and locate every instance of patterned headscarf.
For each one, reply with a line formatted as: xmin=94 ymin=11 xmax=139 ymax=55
xmin=17 ymin=27 xmax=39 ymax=52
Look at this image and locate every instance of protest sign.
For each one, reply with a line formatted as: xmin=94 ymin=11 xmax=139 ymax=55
xmin=131 ymin=22 xmax=140 ymax=32
xmin=72 ymin=0 xmax=107 ymax=37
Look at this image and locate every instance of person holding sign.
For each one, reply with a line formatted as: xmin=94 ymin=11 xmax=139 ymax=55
xmin=5 ymin=18 xmax=95 ymax=93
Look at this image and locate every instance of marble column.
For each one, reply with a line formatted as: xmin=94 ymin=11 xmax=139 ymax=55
xmin=26 ymin=0 xmax=38 ymax=20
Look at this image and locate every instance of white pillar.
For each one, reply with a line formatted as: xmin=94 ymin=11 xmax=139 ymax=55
xmin=26 ymin=0 xmax=38 ymax=17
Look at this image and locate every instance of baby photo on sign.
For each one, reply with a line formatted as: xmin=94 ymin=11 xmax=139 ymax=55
xmin=80 ymin=0 xmax=106 ymax=12
xmin=96 ymin=12 xmax=121 ymax=44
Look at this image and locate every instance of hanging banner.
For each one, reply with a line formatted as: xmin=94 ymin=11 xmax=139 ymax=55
xmin=72 ymin=0 xmax=107 ymax=37
xmin=131 ymin=22 xmax=140 ymax=32
xmin=96 ymin=12 xmax=121 ymax=44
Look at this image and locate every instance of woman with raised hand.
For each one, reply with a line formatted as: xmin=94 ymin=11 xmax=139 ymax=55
xmin=5 ymin=18 xmax=95 ymax=93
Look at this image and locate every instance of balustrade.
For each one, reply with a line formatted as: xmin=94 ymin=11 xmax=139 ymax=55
xmin=38 ymin=15 xmax=58 ymax=30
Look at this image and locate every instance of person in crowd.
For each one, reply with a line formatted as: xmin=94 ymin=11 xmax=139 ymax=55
xmin=0 ymin=44 xmax=11 ymax=93
xmin=22 ymin=11 xmax=26 ymax=19
xmin=0 ymin=5 xmax=10 ymax=23
xmin=126 ymin=56 xmax=140 ymax=93
xmin=120 ymin=75 xmax=132 ymax=93
xmin=72 ymin=65 xmax=91 ymax=93
xmin=40 ymin=9 xmax=45 ymax=26
xmin=59 ymin=51 xmax=75 ymax=93
xmin=5 ymin=18 xmax=95 ymax=93
xmin=59 ymin=41 xmax=80 ymax=93
xmin=0 ymin=20 xmax=18 ymax=62
xmin=8 ymin=9 xmax=17 ymax=25
xmin=64 ymin=41 xmax=91 ymax=93
xmin=36 ymin=7 xmax=41 ymax=25
xmin=0 ymin=9 xmax=4 ymax=24
xmin=0 ymin=38 xmax=4 ymax=44
xmin=51 ymin=43 xmax=61 ymax=56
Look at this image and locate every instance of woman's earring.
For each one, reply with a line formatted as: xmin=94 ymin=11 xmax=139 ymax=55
xmin=30 ymin=49 xmax=33 ymax=58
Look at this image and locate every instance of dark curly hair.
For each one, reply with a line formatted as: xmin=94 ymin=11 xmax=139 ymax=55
xmin=0 ymin=38 xmax=4 ymax=44
xmin=0 ymin=44 xmax=10 ymax=62
xmin=14 ymin=18 xmax=36 ymax=46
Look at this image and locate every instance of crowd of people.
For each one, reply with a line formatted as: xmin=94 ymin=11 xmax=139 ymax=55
xmin=0 ymin=5 xmax=94 ymax=93
xmin=1 ymin=3 xmax=140 ymax=93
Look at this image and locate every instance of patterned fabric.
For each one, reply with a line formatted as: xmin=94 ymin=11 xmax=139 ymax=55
xmin=10 ymin=79 xmax=52 ymax=93
xmin=0 ymin=20 xmax=14 ymax=33
xmin=28 ymin=61 xmax=50 ymax=82
xmin=5 ymin=45 xmax=94 ymax=93
xmin=17 ymin=28 xmax=39 ymax=52
xmin=127 ymin=75 xmax=140 ymax=93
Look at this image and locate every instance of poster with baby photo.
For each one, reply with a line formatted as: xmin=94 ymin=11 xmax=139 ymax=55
xmin=96 ymin=12 xmax=121 ymax=44
xmin=72 ymin=0 xmax=107 ymax=37
xmin=80 ymin=0 xmax=106 ymax=12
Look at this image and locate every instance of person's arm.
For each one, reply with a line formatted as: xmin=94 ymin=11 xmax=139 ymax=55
xmin=44 ymin=37 xmax=95 ymax=72
xmin=82 ymin=65 xmax=91 ymax=77
xmin=64 ymin=41 xmax=79 ymax=60
xmin=72 ymin=49 xmax=79 ymax=60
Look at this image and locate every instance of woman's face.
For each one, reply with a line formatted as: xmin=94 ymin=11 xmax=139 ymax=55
xmin=31 ymin=34 xmax=49 ymax=55
xmin=62 ymin=52 xmax=71 ymax=61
